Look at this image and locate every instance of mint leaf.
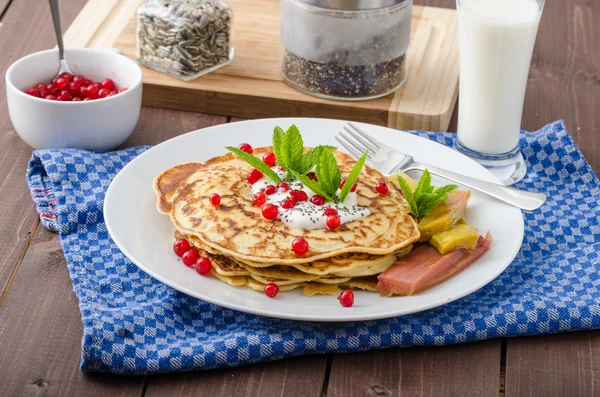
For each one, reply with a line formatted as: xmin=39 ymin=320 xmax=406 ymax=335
xmin=339 ymin=150 xmax=368 ymax=203
xmin=226 ymin=146 xmax=282 ymax=183
xmin=418 ymin=184 xmax=458 ymax=217
xmin=283 ymin=125 xmax=304 ymax=172
xmin=316 ymin=149 xmax=341 ymax=198
xmin=397 ymin=173 xmax=419 ymax=217
xmin=300 ymin=145 xmax=336 ymax=174
xmin=290 ymin=170 xmax=334 ymax=201
xmin=272 ymin=126 xmax=286 ymax=170
xmin=415 ymin=169 xmax=435 ymax=210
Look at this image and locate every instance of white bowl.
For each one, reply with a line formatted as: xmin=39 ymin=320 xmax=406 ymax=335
xmin=6 ymin=48 xmax=143 ymax=151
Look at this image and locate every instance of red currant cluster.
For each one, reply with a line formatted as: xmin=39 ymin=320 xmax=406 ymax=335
xmin=173 ymin=238 xmax=213 ymax=275
xmin=24 ymin=73 xmax=127 ymax=101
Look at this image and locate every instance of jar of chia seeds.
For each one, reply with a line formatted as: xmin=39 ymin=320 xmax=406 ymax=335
xmin=280 ymin=0 xmax=412 ymax=101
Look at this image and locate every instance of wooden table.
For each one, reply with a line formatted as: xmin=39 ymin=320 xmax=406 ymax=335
xmin=0 ymin=0 xmax=598 ymax=395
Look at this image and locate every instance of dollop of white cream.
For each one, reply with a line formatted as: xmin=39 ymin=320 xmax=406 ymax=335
xmin=250 ymin=167 xmax=371 ymax=230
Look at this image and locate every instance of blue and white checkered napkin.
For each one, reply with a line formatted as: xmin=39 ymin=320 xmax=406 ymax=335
xmin=26 ymin=120 xmax=600 ymax=375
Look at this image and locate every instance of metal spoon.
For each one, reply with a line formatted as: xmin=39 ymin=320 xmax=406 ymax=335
xmin=48 ymin=0 xmax=73 ymax=76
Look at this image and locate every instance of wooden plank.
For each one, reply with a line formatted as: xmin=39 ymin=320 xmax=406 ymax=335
xmin=326 ymin=340 xmax=501 ymax=397
xmin=144 ymin=355 xmax=329 ymax=397
xmin=0 ymin=0 xmax=89 ymax=294
xmin=63 ymin=0 xmax=459 ymax=131
xmin=505 ymin=332 xmax=600 ymax=397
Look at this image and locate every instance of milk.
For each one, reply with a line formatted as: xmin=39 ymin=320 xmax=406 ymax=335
xmin=457 ymin=0 xmax=542 ymax=155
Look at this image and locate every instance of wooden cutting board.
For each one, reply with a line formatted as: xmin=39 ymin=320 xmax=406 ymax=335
xmin=64 ymin=0 xmax=459 ymax=131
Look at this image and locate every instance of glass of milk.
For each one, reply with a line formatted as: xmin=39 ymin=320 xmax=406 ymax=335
xmin=455 ymin=0 xmax=544 ymax=185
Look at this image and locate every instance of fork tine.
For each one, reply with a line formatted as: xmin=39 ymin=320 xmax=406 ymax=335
xmin=335 ymin=136 xmax=363 ymax=159
xmin=337 ymin=133 xmax=373 ymax=159
xmin=348 ymin=122 xmax=383 ymax=149
xmin=343 ymin=126 xmax=378 ymax=152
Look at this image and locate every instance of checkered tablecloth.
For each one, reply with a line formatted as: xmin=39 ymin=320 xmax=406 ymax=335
xmin=26 ymin=120 xmax=600 ymax=375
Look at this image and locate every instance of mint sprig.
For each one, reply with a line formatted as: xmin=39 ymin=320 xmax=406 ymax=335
xmin=316 ymin=149 xmax=341 ymax=198
xmin=339 ymin=150 xmax=368 ymax=202
xmin=272 ymin=126 xmax=285 ymax=170
xmin=225 ymin=146 xmax=282 ymax=183
xmin=398 ymin=169 xmax=457 ymax=218
xmin=300 ymin=145 xmax=336 ymax=174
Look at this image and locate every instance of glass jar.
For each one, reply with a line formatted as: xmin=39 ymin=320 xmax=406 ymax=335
xmin=281 ymin=0 xmax=412 ymax=101
xmin=136 ymin=0 xmax=233 ymax=81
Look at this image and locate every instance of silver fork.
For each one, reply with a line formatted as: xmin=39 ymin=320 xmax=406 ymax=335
xmin=336 ymin=123 xmax=546 ymax=211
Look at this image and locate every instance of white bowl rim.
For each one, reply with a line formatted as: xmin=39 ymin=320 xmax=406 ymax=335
xmin=5 ymin=48 xmax=143 ymax=105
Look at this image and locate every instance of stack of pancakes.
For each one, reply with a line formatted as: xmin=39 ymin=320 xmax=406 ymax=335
xmin=154 ymin=148 xmax=420 ymax=295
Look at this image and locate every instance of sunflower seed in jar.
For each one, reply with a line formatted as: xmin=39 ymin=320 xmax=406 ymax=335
xmin=136 ymin=0 xmax=233 ymax=81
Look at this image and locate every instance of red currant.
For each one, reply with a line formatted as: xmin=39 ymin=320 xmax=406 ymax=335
xmin=57 ymin=94 xmax=70 ymax=101
xmin=182 ymin=248 xmax=200 ymax=267
xmin=326 ymin=214 xmax=341 ymax=230
xmin=61 ymin=73 xmax=74 ymax=82
xmin=310 ymin=195 xmax=325 ymax=206
xmin=209 ymin=193 xmax=221 ymax=206
xmin=55 ymin=77 xmax=68 ymax=91
xmin=36 ymin=83 xmax=47 ymax=91
xmin=264 ymin=283 xmax=279 ymax=298
xmin=25 ymin=87 xmax=40 ymax=97
xmin=263 ymin=152 xmax=276 ymax=167
xmin=324 ymin=207 xmax=338 ymax=217
xmin=46 ymin=83 xmax=58 ymax=94
xmin=307 ymin=172 xmax=318 ymax=181
xmin=261 ymin=203 xmax=279 ymax=220
xmin=252 ymin=191 xmax=267 ymax=206
xmin=277 ymin=182 xmax=289 ymax=192
xmin=264 ymin=185 xmax=277 ymax=195
xmin=238 ymin=143 xmax=253 ymax=154
xmin=68 ymin=82 xmax=81 ymax=96
xmin=340 ymin=177 xmax=357 ymax=192
xmin=281 ymin=197 xmax=296 ymax=209
xmin=73 ymin=75 xmax=86 ymax=85
xmin=375 ymin=182 xmax=389 ymax=195
xmin=247 ymin=169 xmax=264 ymax=184
xmin=98 ymin=88 xmax=110 ymax=98
xmin=60 ymin=90 xmax=71 ymax=100
xmin=173 ymin=238 xmax=191 ymax=257
xmin=292 ymin=237 xmax=309 ymax=256
xmin=101 ymin=78 xmax=116 ymax=91
xmin=84 ymin=79 xmax=93 ymax=86
xmin=45 ymin=95 xmax=57 ymax=101
xmin=293 ymin=190 xmax=308 ymax=202
xmin=195 ymin=257 xmax=212 ymax=275
xmin=86 ymin=84 xmax=99 ymax=99
xmin=338 ymin=290 xmax=354 ymax=307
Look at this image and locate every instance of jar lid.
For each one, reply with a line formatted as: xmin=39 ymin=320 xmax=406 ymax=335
xmin=296 ymin=0 xmax=409 ymax=10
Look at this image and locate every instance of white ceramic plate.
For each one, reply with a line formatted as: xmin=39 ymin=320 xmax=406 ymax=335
xmin=104 ymin=118 xmax=524 ymax=322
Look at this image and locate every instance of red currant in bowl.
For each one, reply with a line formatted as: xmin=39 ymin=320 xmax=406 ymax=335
xmin=6 ymin=48 xmax=142 ymax=150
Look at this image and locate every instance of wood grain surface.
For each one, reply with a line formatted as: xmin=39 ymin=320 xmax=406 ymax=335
xmin=326 ymin=340 xmax=501 ymax=397
xmin=0 ymin=0 xmax=598 ymax=395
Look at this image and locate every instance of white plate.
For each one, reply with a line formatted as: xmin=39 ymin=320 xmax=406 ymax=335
xmin=104 ymin=118 xmax=524 ymax=322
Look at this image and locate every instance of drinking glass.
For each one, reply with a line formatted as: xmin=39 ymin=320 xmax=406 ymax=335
xmin=454 ymin=0 xmax=545 ymax=185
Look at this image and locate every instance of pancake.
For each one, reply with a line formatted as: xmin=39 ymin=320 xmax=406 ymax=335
xmin=182 ymin=231 xmax=410 ymax=278
xmin=156 ymin=147 xmax=420 ymax=264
